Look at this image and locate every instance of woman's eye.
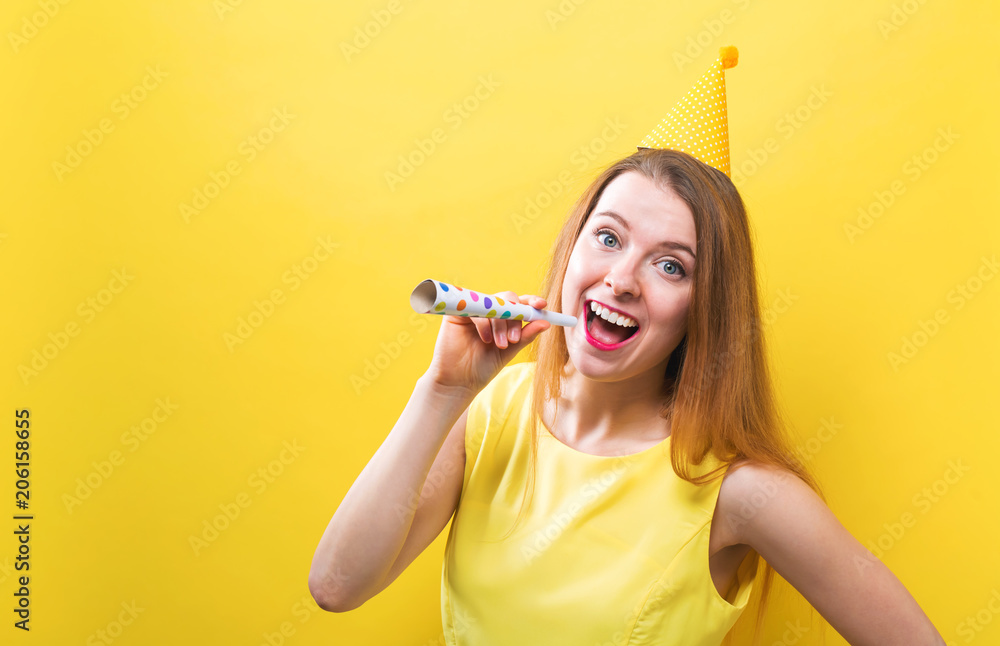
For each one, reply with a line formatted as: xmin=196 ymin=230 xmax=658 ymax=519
xmin=597 ymin=232 xmax=618 ymax=248
xmin=659 ymin=260 xmax=684 ymax=276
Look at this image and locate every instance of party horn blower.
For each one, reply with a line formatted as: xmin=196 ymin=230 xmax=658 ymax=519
xmin=410 ymin=279 xmax=577 ymax=327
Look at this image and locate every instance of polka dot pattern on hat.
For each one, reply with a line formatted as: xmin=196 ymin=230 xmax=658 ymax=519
xmin=638 ymin=47 xmax=737 ymax=177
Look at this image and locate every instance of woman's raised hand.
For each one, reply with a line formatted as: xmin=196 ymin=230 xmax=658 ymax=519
xmin=424 ymin=292 xmax=551 ymax=397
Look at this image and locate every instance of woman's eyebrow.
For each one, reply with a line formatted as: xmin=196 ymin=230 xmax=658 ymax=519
xmin=594 ymin=210 xmax=697 ymax=260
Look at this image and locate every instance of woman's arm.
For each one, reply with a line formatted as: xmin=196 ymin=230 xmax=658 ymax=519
xmin=721 ymin=463 xmax=947 ymax=646
xmin=308 ymin=292 xmax=551 ymax=612
xmin=308 ymin=375 xmax=474 ymax=612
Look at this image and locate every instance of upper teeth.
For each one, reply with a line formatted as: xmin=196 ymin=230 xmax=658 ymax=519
xmin=590 ymin=302 xmax=636 ymax=328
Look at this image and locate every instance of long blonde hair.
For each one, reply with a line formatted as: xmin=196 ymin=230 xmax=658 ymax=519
xmin=509 ymin=148 xmax=828 ymax=645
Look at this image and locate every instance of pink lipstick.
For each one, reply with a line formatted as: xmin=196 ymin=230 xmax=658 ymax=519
xmin=582 ymin=299 xmax=640 ymax=351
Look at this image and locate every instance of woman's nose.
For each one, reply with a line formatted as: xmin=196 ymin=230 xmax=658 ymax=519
xmin=604 ymin=259 xmax=640 ymax=297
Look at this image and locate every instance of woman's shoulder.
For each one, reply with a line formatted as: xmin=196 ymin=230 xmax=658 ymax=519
xmin=715 ymin=458 xmax=812 ymax=544
xmin=719 ymin=459 xmax=803 ymax=503
xmin=723 ymin=457 xmax=789 ymax=480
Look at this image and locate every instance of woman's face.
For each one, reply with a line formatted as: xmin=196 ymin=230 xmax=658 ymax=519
xmin=561 ymin=170 xmax=697 ymax=383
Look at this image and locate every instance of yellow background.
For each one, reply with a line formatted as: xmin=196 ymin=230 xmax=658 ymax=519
xmin=1 ymin=0 xmax=998 ymax=644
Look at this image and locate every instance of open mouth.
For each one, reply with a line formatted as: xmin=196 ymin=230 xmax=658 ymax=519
xmin=584 ymin=300 xmax=640 ymax=350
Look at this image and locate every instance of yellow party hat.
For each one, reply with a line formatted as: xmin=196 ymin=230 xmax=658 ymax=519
xmin=638 ymin=46 xmax=739 ymax=177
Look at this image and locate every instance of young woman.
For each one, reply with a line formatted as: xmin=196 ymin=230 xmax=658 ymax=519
xmin=309 ymin=148 xmax=946 ymax=645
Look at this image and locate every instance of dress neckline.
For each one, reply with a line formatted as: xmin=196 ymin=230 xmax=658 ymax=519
xmin=535 ymin=407 xmax=671 ymax=460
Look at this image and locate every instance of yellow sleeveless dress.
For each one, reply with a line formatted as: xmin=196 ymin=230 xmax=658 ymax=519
xmin=441 ymin=361 xmax=756 ymax=646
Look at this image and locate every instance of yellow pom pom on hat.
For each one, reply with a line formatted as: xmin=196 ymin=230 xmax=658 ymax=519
xmin=638 ymin=46 xmax=739 ymax=177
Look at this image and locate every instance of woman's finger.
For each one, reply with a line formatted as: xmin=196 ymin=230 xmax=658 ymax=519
xmin=464 ymin=291 xmax=549 ymax=347
xmin=492 ymin=292 xmax=520 ymax=348
xmin=519 ymin=294 xmax=547 ymax=309
xmin=509 ymin=318 xmax=520 ymax=343
xmin=514 ymin=294 xmax=547 ymax=341
xmin=474 ymin=317 xmax=493 ymax=344
xmin=493 ymin=318 xmax=508 ymax=349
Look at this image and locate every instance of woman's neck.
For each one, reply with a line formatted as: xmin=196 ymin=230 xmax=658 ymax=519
xmin=546 ymin=363 xmax=671 ymax=448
